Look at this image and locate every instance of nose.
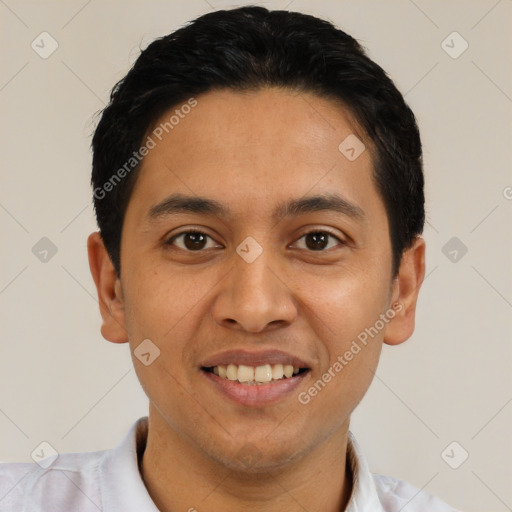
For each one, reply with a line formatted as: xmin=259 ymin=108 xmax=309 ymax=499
xmin=212 ymin=247 xmax=297 ymax=333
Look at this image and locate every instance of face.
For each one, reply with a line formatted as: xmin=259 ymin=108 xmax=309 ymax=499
xmin=89 ymin=87 xmax=424 ymax=472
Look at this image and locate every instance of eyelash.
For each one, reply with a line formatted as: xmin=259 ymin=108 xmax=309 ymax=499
xmin=165 ymin=229 xmax=345 ymax=253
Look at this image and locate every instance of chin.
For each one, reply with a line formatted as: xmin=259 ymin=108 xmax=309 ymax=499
xmin=206 ymin=437 xmax=307 ymax=474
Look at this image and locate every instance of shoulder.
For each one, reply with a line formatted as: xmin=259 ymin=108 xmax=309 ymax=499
xmin=0 ymin=450 xmax=106 ymax=512
xmin=0 ymin=461 xmax=33 ymax=506
xmin=372 ymin=473 xmax=459 ymax=512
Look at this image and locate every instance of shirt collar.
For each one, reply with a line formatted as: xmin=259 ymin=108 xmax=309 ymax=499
xmin=100 ymin=417 xmax=384 ymax=512
xmin=99 ymin=416 xmax=159 ymax=512
xmin=345 ymin=431 xmax=386 ymax=511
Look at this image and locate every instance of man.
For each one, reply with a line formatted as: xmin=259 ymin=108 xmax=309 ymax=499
xmin=0 ymin=6 xmax=457 ymax=511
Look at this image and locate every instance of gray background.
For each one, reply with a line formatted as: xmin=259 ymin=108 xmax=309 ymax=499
xmin=1 ymin=1 xmax=511 ymax=511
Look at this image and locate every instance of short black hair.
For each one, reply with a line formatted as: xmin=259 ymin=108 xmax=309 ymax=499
xmin=91 ymin=6 xmax=424 ymax=277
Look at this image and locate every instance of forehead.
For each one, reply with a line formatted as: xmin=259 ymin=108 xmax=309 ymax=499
xmin=146 ymin=87 xmax=368 ymax=162
xmin=126 ymin=87 xmax=383 ymax=224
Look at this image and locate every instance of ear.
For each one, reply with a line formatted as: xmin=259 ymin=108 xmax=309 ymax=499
xmin=383 ymin=237 xmax=426 ymax=346
xmin=87 ymin=232 xmax=128 ymax=344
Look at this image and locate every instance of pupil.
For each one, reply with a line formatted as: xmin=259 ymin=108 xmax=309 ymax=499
xmin=306 ymin=232 xmax=328 ymax=251
xmin=185 ymin=233 xmax=206 ymax=250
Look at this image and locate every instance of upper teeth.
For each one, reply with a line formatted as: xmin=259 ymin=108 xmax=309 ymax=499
xmin=212 ymin=364 xmax=300 ymax=384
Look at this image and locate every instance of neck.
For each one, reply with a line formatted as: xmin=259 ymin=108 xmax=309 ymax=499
xmin=139 ymin=409 xmax=353 ymax=512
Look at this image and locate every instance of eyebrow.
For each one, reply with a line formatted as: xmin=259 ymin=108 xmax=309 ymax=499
xmin=147 ymin=192 xmax=365 ymax=223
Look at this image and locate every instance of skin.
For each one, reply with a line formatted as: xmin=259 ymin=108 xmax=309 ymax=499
xmin=88 ymin=87 xmax=425 ymax=512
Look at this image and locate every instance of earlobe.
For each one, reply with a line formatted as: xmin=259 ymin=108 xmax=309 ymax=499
xmin=87 ymin=232 xmax=129 ymax=344
xmin=383 ymin=237 xmax=426 ymax=346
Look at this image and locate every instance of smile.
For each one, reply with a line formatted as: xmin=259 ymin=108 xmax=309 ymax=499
xmin=202 ymin=363 xmax=309 ymax=385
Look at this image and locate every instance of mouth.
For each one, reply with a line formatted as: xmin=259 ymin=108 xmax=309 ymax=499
xmin=202 ymin=363 xmax=310 ymax=385
xmin=199 ymin=350 xmax=312 ymax=407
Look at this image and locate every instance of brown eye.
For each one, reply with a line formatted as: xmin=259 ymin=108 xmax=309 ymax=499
xmin=305 ymin=232 xmax=329 ymax=251
xmin=166 ymin=231 xmax=218 ymax=251
xmin=293 ymin=230 xmax=344 ymax=252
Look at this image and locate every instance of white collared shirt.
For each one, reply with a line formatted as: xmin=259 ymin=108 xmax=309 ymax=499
xmin=0 ymin=416 xmax=457 ymax=511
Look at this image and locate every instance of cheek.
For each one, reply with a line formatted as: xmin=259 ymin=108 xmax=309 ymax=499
xmin=303 ymin=265 xmax=390 ymax=344
xmin=297 ymin=280 xmax=386 ymax=425
xmin=121 ymin=264 xmax=206 ymax=420
xmin=122 ymin=260 xmax=226 ymax=385
xmin=123 ymin=259 xmax=205 ymax=337
xmin=297 ymin=266 xmax=389 ymax=405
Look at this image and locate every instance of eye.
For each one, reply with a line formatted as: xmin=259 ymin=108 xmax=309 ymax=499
xmin=165 ymin=230 xmax=220 ymax=251
xmin=292 ymin=230 xmax=345 ymax=252
xmin=165 ymin=229 xmax=345 ymax=253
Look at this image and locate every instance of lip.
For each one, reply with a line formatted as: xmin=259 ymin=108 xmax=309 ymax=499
xmin=199 ymin=349 xmax=312 ymax=407
xmin=201 ymin=368 xmax=310 ymax=407
xmin=200 ymin=349 xmax=310 ymax=369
